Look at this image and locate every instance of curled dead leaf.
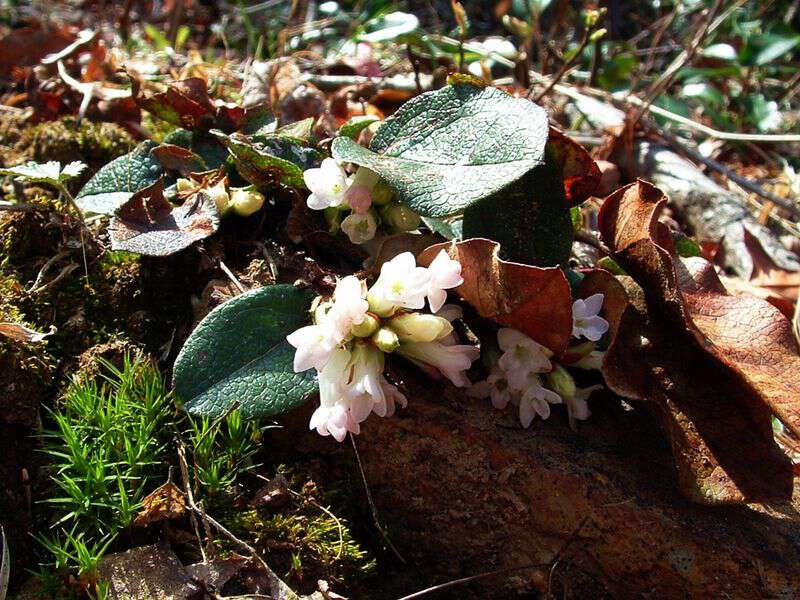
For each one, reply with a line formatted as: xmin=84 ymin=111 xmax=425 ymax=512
xmin=598 ymin=180 xmax=800 ymax=504
xmin=133 ymin=481 xmax=186 ymax=527
xmin=548 ymin=127 xmax=601 ymax=206
xmin=0 ymin=322 xmax=54 ymax=343
xmin=418 ymin=238 xmax=573 ymax=354
xmin=109 ymin=179 xmax=220 ymax=256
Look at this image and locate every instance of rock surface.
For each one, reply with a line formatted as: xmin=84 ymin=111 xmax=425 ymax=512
xmin=335 ymin=379 xmax=800 ymax=598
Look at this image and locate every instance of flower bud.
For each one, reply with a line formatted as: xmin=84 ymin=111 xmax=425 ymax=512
xmin=388 ymin=313 xmax=453 ymax=343
xmin=589 ymin=28 xmax=607 ymax=43
xmin=379 ymin=202 xmax=421 ymax=232
xmin=176 ymin=178 xmax=194 ymax=193
xmin=351 ymin=313 xmax=380 ymax=338
xmin=341 ymin=209 xmax=378 ymax=244
xmin=372 ymin=327 xmax=400 ymax=353
xmin=205 ymin=179 xmax=231 ymax=215
xmin=370 ymin=178 xmax=395 ymax=206
xmin=543 ymin=364 xmax=576 ymax=400
xmin=229 ymin=188 xmax=265 ymax=217
xmin=367 ymin=289 xmax=396 ymax=318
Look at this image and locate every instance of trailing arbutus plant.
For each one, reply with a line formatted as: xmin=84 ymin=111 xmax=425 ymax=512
xmin=172 ymin=80 xmax=800 ymax=507
xmin=173 ymin=81 xmax=610 ymax=441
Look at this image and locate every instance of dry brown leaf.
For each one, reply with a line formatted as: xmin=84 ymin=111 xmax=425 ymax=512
xmin=109 ymin=179 xmax=220 ymax=256
xmin=0 ymin=322 xmax=53 ymax=343
xmin=133 ymin=481 xmax=186 ymax=527
xmin=598 ymin=180 xmax=800 ymax=504
xmin=547 ymin=127 xmax=601 ymax=206
xmin=418 ymin=238 xmax=573 ymax=355
xmin=743 ymin=226 xmax=800 ymax=303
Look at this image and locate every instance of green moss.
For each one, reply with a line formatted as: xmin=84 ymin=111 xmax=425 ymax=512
xmin=224 ymin=470 xmax=375 ymax=592
xmin=15 ymin=118 xmax=135 ymax=172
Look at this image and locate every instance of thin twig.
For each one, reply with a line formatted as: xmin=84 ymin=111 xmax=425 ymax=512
xmin=532 ymin=28 xmax=594 ymax=103
xmin=395 ymin=515 xmax=592 ymax=600
xmin=178 ymin=441 xmax=208 ymax=563
xmin=0 ymin=202 xmax=38 ymax=212
xmin=285 ymin=487 xmax=346 ymax=559
xmin=219 ymin=261 xmax=247 ymax=294
xmin=631 ymin=0 xmax=724 ymax=128
xmin=395 ymin=563 xmax=540 ymax=600
xmin=28 ymin=263 xmax=79 ymax=295
xmin=349 ymin=433 xmax=406 ymax=564
xmin=27 ymin=251 xmax=71 ymax=293
xmin=547 ymin=515 xmax=591 ymax=599
xmin=653 ymin=126 xmax=800 ymax=221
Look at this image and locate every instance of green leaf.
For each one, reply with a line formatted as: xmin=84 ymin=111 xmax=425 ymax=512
xmin=331 ymin=83 xmax=549 ymax=218
xmin=461 ymin=156 xmax=573 ymax=267
xmin=745 ymin=34 xmax=800 ymax=66
xmin=0 ymin=160 xmax=86 ymax=186
xmin=164 ymin=129 xmax=230 ymax=170
xmin=173 ymin=285 xmax=317 ymax=419
xmin=339 ymin=115 xmax=379 ymax=139
xmin=421 ymin=216 xmax=462 ymax=240
xmin=75 ymin=142 xmax=163 ymax=215
xmin=213 ymin=130 xmax=319 ymax=188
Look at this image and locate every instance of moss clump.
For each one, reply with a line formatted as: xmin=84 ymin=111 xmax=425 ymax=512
xmin=14 ymin=117 xmax=135 ymax=170
xmin=224 ymin=472 xmax=375 ymax=594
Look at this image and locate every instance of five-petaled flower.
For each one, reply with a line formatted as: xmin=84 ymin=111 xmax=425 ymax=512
xmin=571 ymin=293 xmax=609 ymax=341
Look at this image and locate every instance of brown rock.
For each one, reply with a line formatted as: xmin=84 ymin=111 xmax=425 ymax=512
xmin=335 ymin=383 xmax=800 ymax=598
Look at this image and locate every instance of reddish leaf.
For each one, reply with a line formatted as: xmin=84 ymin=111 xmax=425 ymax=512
xmin=0 ymin=22 xmax=76 ymax=76
xmin=547 ymin=127 xmax=601 ymax=206
xmin=151 ymin=144 xmax=207 ymax=177
xmin=598 ymin=180 xmax=800 ymax=504
xmin=131 ymin=77 xmax=217 ymax=130
xmin=743 ymin=226 xmax=800 ymax=303
xmin=418 ymin=238 xmax=573 ymax=355
xmin=110 ymin=179 xmax=220 ymax=256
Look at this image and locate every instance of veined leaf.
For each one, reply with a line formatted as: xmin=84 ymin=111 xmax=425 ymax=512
xmin=331 ymin=83 xmax=549 ymax=218
xmin=173 ymin=285 xmax=317 ymax=419
xmin=75 ymin=142 xmax=163 ymax=215
xmin=214 ymin=130 xmax=320 ymax=188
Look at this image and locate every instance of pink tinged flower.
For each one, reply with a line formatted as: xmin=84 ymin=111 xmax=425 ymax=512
xmin=468 ymin=365 xmax=512 ymax=410
xmin=375 ymin=376 xmax=407 ymax=417
xmin=399 ymin=340 xmax=479 ymax=388
xmin=311 ymin=347 xmax=360 ymax=442
xmin=286 ymin=323 xmax=337 ymax=372
xmin=572 ymin=293 xmax=609 ymax=342
xmin=518 ymin=374 xmax=562 ymax=427
xmin=425 ymin=250 xmax=463 ymax=313
xmin=369 ymin=252 xmax=431 ymax=312
xmin=310 ymin=404 xmax=358 ymax=442
xmin=496 ymin=328 xmax=552 ymax=389
xmin=304 ymin=158 xmax=349 ymax=210
xmin=344 ymin=184 xmax=373 ymax=214
xmin=564 ymin=384 xmax=603 ymax=429
xmin=328 ymin=275 xmax=369 ymax=341
xmin=341 ymin=210 xmax=377 ymax=244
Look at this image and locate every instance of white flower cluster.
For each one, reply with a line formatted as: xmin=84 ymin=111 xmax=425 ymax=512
xmin=287 ymin=251 xmax=478 ymax=441
xmin=470 ymin=294 xmax=609 ymax=429
xmin=303 ymin=159 xmax=421 ymax=245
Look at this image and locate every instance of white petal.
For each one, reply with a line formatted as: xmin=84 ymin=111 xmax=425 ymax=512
xmin=426 ymin=288 xmax=448 ymax=313
xmin=582 ymin=293 xmax=605 ymax=317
